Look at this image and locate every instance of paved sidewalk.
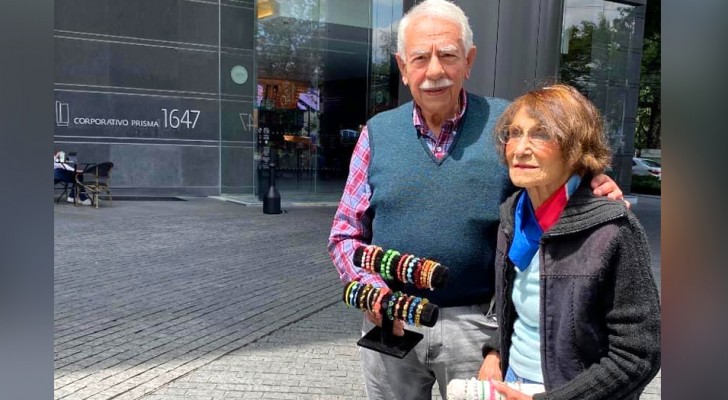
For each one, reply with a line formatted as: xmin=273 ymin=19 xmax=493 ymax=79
xmin=54 ymin=196 xmax=661 ymax=399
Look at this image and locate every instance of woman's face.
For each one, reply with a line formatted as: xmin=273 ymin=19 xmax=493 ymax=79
xmin=505 ymin=108 xmax=573 ymax=194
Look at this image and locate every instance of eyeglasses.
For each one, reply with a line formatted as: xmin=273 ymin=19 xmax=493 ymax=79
xmin=496 ymin=125 xmax=555 ymax=146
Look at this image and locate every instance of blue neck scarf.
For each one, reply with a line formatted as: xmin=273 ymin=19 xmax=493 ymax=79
xmin=509 ymin=192 xmax=543 ymax=271
xmin=508 ymin=175 xmax=581 ymax=271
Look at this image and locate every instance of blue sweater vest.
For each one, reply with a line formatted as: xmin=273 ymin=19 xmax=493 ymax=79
xmin=367 ymin=93 xmax=513 ymax=307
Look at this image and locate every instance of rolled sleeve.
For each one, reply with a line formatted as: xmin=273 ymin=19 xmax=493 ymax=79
xmin=327 ymin=126 xmax=386 ymax=288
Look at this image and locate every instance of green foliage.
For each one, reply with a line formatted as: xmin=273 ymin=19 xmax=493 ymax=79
xmin=635 ymin=0 xmax=661 ymax=151
xmin=631 ymin=175 xmax=661 ymax=195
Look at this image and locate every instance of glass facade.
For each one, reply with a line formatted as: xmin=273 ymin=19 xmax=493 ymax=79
xmin=53 ymin=0 xmax=645 ymax=198
xmin=251 ymin=0 xmax=403 ymax=201
xmin=559 ymin=0 xmax=642 ymax=186
xmin=53 ymin=0 xmax=403 ymax=200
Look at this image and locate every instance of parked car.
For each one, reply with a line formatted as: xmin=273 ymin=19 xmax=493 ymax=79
xmin=632 ymin=157 xmax=661 ymax=180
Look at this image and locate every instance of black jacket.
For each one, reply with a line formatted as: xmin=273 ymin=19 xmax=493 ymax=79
xmin=482 ymin=181 xmax=661 ymax=400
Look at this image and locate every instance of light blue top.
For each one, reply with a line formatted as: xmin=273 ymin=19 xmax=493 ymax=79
xmin=508 ymin=250 xmax=544 ymax=383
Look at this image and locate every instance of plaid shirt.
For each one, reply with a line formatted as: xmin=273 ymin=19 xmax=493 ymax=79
xmin=327 ymin=90 xmax=468 ymax=287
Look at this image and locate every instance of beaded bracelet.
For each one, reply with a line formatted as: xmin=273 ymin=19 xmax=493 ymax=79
xmin=355 ymin=245 xmax=448 ymax=290
xmin=413 ymin=258 xmax=423 ymax=288
xmin=345 ymin=282 xmax=354 ymax=307
xmin=358 ymin=285 xmax=371 ymax=310
xmin=362 ymin=246 xmax=371 ymax=272
xmin=350 ymin=282 xmax=362 ymax=307
xmin=407 ymin=257 xmax=418 ymax=284
xmin=404 ymin=255 xmax=414 ymax=281
xmin=362 ymin=286 xmax=372 ymax=310
xmin=379 ymin=250 xmax=389 ymax=278
xmin=365 ymin=287 xmax=377 ymax=312
xmin=422 ymin=260 xmax=434 ymax=288
xmin=344 ymin=282 xmax=354 ymax=306
xmin=386 ymin=252 xmax=395 ymax=280
xmin=344 ymin=282 xmax=432 ymax=327
xmin=402 ymin=255 xmax=413 ymax=283
xmin=386 ymin=293 xmax=395 ymax=320
xmin=406 ymin=297 xmax=418 ymax=325
xmin=401 ymin=296 xmax=414 ymax=323
xmin=349 ymin=282 xmax=361 ymax=307
xmin=364 ymin=245 xmax=376 ymax=272
xmin=396 ymin=255 xmax=407 ymax=283
xmin=376 ymin=249 xmax=385 ymax=273
xmin=422 ymin=260 xmax=433 ymax=288
xmin=386 ymin=250 xmax=399 ymax=280
xmin=414 ymin=298 xmax=429 ymax=327
xmin=426 ymin=261 xmax=440 ymax=290
xmin=394 ymin=295 xmax=408 ymax=320
xmin=373 ymin=287 xmax=390 ymax=315
xmin=383 ymin=249 xmax=395 ymax=279
xmin=401 ymin=255 xmax=413 ymax=283
xmin=391 ymin=294 xmax=401 ymax=320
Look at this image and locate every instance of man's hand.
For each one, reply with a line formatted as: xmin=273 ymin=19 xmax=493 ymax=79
xmin=477 ymin=351 xmax=502 ymax=380
xmin=590 ymin=173 xmax=630 ymax=208
xmin=365 ymin=310 xmax=405 ymax=336
xmin=492 ymin=381 xmax=534 ymax=400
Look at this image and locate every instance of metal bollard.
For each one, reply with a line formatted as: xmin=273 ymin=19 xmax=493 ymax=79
xmin=263 ymin=162 xmax=282 ymax=214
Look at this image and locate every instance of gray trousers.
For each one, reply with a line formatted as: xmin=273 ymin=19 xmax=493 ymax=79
xmin=360 ymin=304 xmax=494 ymax=400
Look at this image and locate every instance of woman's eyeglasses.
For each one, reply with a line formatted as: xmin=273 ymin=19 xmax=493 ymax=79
xmin=497 ymin=125 xmax=555 ymax=146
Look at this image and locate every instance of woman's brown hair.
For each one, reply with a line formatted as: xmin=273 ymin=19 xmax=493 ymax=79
xmin=493 ymin=84 xmax=612 ymax=176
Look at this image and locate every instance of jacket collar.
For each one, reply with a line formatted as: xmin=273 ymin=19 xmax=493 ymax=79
xmin=500 ymin=176 xmax=628 ymax=237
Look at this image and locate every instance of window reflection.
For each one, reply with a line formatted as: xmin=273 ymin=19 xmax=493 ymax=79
xmin=254 ymin=0 xmax=401 ymax=199
xmin=560 ymin=0 xmax=636 ymax=156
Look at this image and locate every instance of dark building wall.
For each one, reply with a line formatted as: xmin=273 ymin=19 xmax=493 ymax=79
xmin=54 ymin=0 xmax=256 ymax=196
xmin=399 ymin=0 xmax=563 ymax=101
xmin=450 ymin=0 xmax=563 ymax=99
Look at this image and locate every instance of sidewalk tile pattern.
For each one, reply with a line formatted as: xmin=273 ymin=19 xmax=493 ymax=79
xmin=55 ymin=197 xmax=661 ymax=399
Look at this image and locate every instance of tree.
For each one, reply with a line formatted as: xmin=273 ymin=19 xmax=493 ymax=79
xmin=635 ymin=0 xmax=661 ymax=152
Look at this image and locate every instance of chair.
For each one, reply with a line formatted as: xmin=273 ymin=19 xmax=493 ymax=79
xmin=54 ymin=178 xmax=71 ymax=203
xmin=76 ymin=162 xmax=114 ymax=208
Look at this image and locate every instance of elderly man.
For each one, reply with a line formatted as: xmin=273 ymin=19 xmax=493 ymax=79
xmin=327 ymin=1 xmax=623 ymax=399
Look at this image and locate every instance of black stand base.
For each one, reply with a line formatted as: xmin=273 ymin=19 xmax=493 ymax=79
xmin=357 ymin=326 xmax=424 ymax=359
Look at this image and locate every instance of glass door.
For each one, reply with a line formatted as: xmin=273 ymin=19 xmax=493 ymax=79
xmin=254 ymin=0 xmax=402 ymax=201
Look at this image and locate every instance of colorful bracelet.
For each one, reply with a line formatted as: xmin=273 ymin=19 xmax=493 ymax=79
xmin=373 ymin=287 xmax=390 ymax=315
xmin=407 ymin=297 xmax=421 ymax=325
xmin=401 ymin=296 xmax=414 ymax=322
xmin=414 ymin=298 xmax=429 ymax=327
xmin=343 ymin=282 xmax=354 ymax=306
xmin=350 ymin=282 xmax=362 ymax=307
xmin=381 ymin=250 xmax=393 ymax=279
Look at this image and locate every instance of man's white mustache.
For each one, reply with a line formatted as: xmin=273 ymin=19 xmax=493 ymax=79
xmin=419 ymin=79 xmax=453 ymax=90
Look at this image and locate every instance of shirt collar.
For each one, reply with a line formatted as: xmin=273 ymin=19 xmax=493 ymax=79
xmin=412 ymin=89 xmax=468 ymax=135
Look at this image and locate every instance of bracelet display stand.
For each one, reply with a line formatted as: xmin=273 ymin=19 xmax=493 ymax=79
xmin=358 ymin=312 xmax=422 ymax=359
xmin=344 ymin=245 xmax=449 ymax=358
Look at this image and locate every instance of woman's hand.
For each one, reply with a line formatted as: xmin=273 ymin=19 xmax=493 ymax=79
xmin=478 ymin=351 xmax=502 ymax=380
xmin=492 ymin=381 xmax=533 ymax=400
xmin=365 ymin=310 xmax=405 ymax=336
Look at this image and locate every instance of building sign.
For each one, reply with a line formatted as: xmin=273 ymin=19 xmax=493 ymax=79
xmin=53 ymin=92 xmax=220 ymax=141
xmin=56 ymin=102 xmax=199 ymax=129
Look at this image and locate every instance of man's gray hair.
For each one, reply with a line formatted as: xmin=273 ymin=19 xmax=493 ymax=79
xmin=397 ymin=0 xmax=473 ymax=57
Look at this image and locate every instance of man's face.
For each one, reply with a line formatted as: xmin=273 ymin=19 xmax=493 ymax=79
xmin=396 ymin=16 xmax=476 ymax=122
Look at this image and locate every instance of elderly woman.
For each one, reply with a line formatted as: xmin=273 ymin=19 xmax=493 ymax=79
xmin=477 ymin=84 xmax=661 ymax=400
